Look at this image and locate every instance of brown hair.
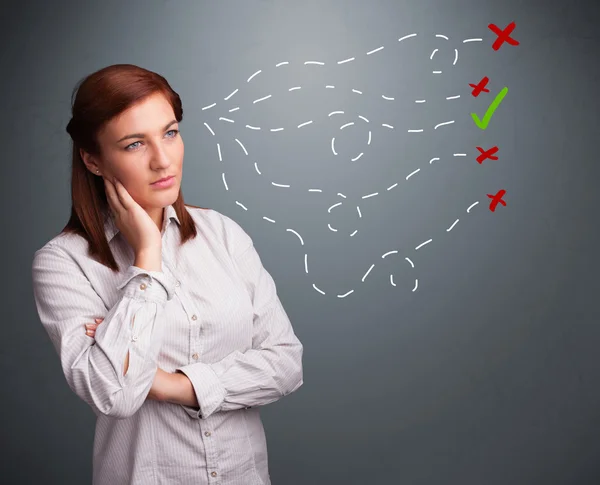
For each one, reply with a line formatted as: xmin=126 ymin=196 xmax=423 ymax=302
xmin=62 ymin=63 xmax=207 ymax=272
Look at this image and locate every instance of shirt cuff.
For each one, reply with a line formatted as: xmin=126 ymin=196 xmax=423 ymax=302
xmin=116 ymin=265 xmax=176 ymax=302
xmin=175 ymin=363 xmax=226 ymax=419
xmin=179 ymin=403 xmax=202 ymax=419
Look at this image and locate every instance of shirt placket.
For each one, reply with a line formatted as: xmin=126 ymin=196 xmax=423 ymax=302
xmin=165 ymin=261 xmax=222 ymax=484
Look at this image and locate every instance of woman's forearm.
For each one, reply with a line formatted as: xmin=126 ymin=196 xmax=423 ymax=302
xmin=166 ymin=371 xmax=199 ymax=408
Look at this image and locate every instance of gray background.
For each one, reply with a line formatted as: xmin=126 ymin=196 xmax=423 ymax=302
xmin=3 ymin=0 xmax=600 ymax=483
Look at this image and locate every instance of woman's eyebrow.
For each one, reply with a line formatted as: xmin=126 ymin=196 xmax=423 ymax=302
xmin=117 ymin=120 xmax=178 ymax=143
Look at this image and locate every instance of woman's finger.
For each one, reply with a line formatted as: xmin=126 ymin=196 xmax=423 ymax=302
xmin=104 ymin=178 xmax=123 ymax=216
xmin=112 ymin=178 xmax=135 ymax=211
xmin=84 ymin=316 xmax=104 ymax=336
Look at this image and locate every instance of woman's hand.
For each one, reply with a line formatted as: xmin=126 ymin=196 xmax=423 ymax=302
xmin=103 ymin=177 xmax=162 ymax=256
xmin=84 ymin=317 xmax=103 ymax=337
xmin=85 ymin=318 xmax=175 ymax=402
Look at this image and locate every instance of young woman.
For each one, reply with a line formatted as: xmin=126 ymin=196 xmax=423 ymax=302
xmin=31 ymin=63 xmax=304 ymax=485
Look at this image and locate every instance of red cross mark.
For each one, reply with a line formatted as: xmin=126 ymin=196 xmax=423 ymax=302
xmin=469 ymin=76 xmax=490 ymax=97
xmin=489 ymin=21 xmax=519 ymax=51
xmin=487 ymin=189 xmax=507 ymax=212
xmin=476 ymin=146 xmax=499 ymax=164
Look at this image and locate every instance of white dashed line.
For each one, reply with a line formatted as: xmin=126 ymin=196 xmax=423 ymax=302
xmin=206 ymin=31 xmax=487 ymax=298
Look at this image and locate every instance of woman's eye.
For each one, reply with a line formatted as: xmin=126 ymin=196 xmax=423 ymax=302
xmin=125 ymin=129 xmax=179 ymax=151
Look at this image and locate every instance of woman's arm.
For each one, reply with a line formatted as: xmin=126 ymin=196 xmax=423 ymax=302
xmin=176 ymin=217 xmax=304 ymax=420
xmin=166 ymin=371 xmax=199 ymax=408
xmin=32 ymin=243 xmax=176 ymax=419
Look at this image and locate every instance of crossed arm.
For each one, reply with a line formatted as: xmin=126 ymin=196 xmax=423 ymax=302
xmin=36 ymin=216 xmax=302 ymax=419
xmin=86 ymin=319 xmax=197 ymax=406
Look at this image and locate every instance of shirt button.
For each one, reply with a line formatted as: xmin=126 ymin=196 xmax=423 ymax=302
xmin=132 ymin=335 xmax=138 ymax=342
xmin=139 ymin=283 xmax=146 ymax=290
xmin=192 ymin=353 xmax=199 ymax=360
xmin=204 ymin=431 xmax=211 ymax=436
xmin=191 ymin=314 xmax=197 ymax=321
xmin=175 ymin=281 xmax=180 ymax=287
xmin=211 ymin=472 xmax=217 ymax=477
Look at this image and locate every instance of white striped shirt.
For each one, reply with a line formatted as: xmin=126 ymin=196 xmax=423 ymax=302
xmin=31 ymin=204 xmax=304 ymax=484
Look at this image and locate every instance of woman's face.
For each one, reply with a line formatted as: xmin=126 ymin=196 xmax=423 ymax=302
xmin=81 ymin=92 xmax=184 ymax=217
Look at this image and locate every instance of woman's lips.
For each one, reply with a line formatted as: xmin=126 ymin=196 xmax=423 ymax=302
xmin=150 ymin=176 xmax=175 ymax=188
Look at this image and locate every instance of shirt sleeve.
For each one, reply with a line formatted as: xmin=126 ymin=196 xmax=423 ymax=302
xmin=176 ymin=221 xmax=304 ymax=420
xmin=31 ymin=244 xmax=176 ymax=419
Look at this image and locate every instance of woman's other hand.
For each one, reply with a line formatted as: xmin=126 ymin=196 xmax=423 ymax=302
xmin=84 ymin=317 xmax=103 ymax=337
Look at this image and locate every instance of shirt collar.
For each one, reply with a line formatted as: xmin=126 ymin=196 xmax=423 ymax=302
xmin=103 ymin=204 xmax=180 ymax=242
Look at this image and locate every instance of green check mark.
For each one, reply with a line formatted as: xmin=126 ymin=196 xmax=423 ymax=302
xmin=471 ymin=86 xmax=508 ymax=130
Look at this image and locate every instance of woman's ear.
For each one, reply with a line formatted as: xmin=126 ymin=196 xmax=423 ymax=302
xmin=80 ymin=149 xmax=101 ymax=176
